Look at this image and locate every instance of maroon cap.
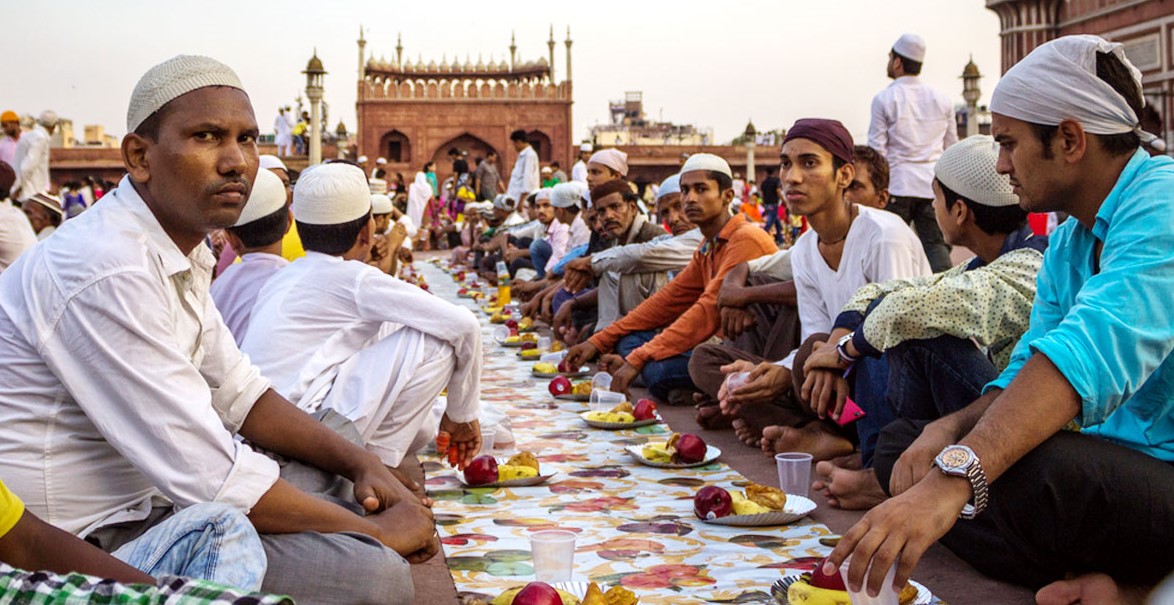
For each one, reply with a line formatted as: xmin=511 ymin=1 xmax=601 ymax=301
xmin=783 ymin=119 xmax=854 ymax=165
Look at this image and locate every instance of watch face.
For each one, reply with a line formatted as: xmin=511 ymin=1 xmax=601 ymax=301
xmin=941 ymin=447 xmax=970 ymax=469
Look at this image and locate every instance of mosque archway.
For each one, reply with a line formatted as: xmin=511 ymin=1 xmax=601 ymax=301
xmin=429 ymin=132 xmax=498 ymax=180
xmin=379 ymin=129 xmax=411 ymax=163
xmin=527 ymin=130 xmax=552 ymax=162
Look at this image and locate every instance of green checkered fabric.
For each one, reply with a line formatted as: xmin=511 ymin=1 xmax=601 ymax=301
xmin=0 ymin=564 xmax=294 ymax=604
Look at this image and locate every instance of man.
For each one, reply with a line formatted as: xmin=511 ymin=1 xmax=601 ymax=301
xmin=243 ymin=162 xmax=483 ymax=470
xmin=22 ymin=192 xmax=63 ymax=241
xmin=541 ymin=165 xmax=557 ymax=188
xmin=828 ymin=36 xmax=1174 ymax=601
xmin=521 ymin=188 xmax=567 ymax=279
xmin=368 ymin=192 xmax=412 ymax=276
xmin=0 ymin=162 xmax=36 ymax=273
xmin=449 ymin=147 xmax=469 ymax=189
xmin=551 ymin=161 xmax=568 ymax=184
xmin=506 ymin=130 xmax=539 ymax=203
xmin=565 ymin=154 xmax=777 ymax=403
xmin=259 ymin=154 xmax=306 ymax=262
xmin=869 ymin=33 xmax=957 ymax=272
xmin=846 ymin=145 xmax=891 ymax=209
xmin=553 ymin=180 xmax=591 ymax=251
xmin=805 ymin=135 xmax=1045 ymax=510
xmin=0 ymin=55 xmax=442 ymax=604
xmin=210 ymin=168 xmax=290 ymax=344
xmin=0 ymin=111 xmax=20 ymax=168
xmin=473 ymin=150 xmax=502 ymax=201
xmin=372 ymin=157 xmax=388 ymax=181
xmin=587 ymin=149 xmax=629 ymax=190
xmin=273 ymin=107 xmax=293 ymax=157
xmin=760 ymin=166 xmax=783 ymax=243
xmin=11 ymin=110 xmax=56 ymax=201
xmin=571 ymin=143 xmax=591 ymax=184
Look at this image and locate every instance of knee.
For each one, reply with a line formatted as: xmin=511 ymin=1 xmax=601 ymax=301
xmin=349 ymin=540 xmax=414 ymax=605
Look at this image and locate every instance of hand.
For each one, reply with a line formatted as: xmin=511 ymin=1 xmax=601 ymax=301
xmin=438 ymin=414 xmax=481 ymax=470
xmin=609 ymin=361 xmax=642 ymax=397
xmin=538 ymin=290 xmax=555 ymax=323
xmin=716 ymin=360 xmax=757 ymax=407
xmin=350 ymin=455 xmax=419 ymax=512
xmin=564 ymin=267 xmax=592 ymax=293
xmin=209 ymin=229 xmax=228 ymax=259
xmin=370 ymin=499 xmax=440 ymax=563
xmin=724 ymin=362 xmax=791 ymax=412
xmin=397 ymin=247 xmax=414 ymax=264
xmin=719 ymin=306 xmax=756 ymax=340
xmin=565 ymin=341 xmax=601 ymax=369
xmin=520 ymin=297 xmax=539 ymax=319
xmin=370 ymin=233 xmax=390 ymax=261
xmin=503 ymin=247 xmax=521 ymax=264
xmin=801 ymin=366 xmax=850 ymax=421
xmin=716 ymin=283 xmax=746 ymax=310
xmin=889 ymin=421 xmax=956 ymax=496
xmin=552 ymin=297 xmax=576 ymax=337
xmin=598 ymin=353 xmax=627 ymax=374
xmin=803 ymin=337 xmax=849 ymax=373
xmin=825 ymin=474 xmax=970 ymax=598
xmin=565 ymin=256 xmax=592 ymax=275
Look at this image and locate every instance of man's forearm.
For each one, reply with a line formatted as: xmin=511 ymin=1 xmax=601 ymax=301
xmin=738 ymin=281 xmax=797 ymax=307
xmin=239 ymin=389 xmax=376 ymax=480
xmin=937 ymin=388 xmax=1000 ymax=441
xmin=0 ymin=513 xmax=155 ymax=584
xmin=248 ymin=478 xmax=379 ymax=540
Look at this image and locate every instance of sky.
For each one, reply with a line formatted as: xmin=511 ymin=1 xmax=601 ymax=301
xmin=6 ymin=1 xmax=1002 ymax=145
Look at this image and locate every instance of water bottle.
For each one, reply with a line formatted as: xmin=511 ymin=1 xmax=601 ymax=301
xmin=495 ymin=260 xmax=511 ymax=306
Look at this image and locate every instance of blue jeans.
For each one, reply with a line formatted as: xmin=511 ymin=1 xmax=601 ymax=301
xmin=530 ymin=238 xmax=552 ymax=279
xmin=616 ymin=330 xmax=694 ymax=401
xmin=847 ymin=355 xmax=890 ymax=467
xmin=763 ymin=205 xmax=783 ymax=242
xmin=111 ymin=502 xmax=267 ymax=590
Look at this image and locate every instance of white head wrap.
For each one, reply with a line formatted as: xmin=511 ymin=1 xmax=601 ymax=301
xmin=37 ymin=110 xmax=59 ymax=128
xmin=292 ymin=163 xmax=371 ymax=225
xmin=233 ymin=168 xmax=286 ymax=226
xmin=551 ymin=181 xmax=588 ymax=209
xmin=934 ymin=135 xmax=1019 ymax=208
xmin=127 ymin=55 xmax=244 ymax=133
xmin=376 ymin=157 xmax=387 ymax=165
xmin=656 ymin=174 xmax=681 ymax=200
xmin=371 ymin=193 xmax=394 ymax=215
xmin=680 ymin=153 xmax=732 ymax=178
xmin=991 ymin=35 xmax=1162 ymax=149
xmin=589 ymin=149 xmax=629 ymax=176
xmin=892 ymin=33 xmax=926 ymax=63
xmin=579 ymin=143 xmax=593 ymax=152
xmin=357 ymin=155 xmax=369 ymax=164
xmin=493 ymin=194 xmax=516 ymax=211
xmin=534 ymin=188 xmax=553 ymax=202
xmin=259 ymin=154 xmax=288 ymax=173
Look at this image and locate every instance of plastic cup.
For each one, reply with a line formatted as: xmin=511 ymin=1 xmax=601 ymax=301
xmin=537 ymin=336 xmax=552 ymax=351
xmin=540 ymin=351 xmax=568 ymax=364
xmin=530 ymin=530 xmax=576 ymax=583
xmin=839 ymin=558 xmax=900 ymax=605
xmin=775 ymin=452 xmax=813 ymax=498
xmin=591 ymin=372 xmax=613 ymax=392
xmin=478 ymin=428 xmax=496 ymax=456
xmin=492 ymin=326 xmax=510 ymax=343
xmin=724 ymin=371 xmax=751 ymax=394
xmin=589 ymin=390 xmax=626 ymax=412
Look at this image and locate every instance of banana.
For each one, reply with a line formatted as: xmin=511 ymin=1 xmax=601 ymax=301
xmin=786 ymin=578 xmax=851 ymax=605
xmin=497 ymin=464 xmax=539 ymax=481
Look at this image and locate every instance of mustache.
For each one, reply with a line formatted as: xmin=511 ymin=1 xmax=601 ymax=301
xmin=208 ymin=176 xmax=250 ymax=196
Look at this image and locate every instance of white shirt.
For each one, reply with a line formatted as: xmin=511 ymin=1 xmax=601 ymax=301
xmin=567 ymin=213 xmax=591 ymax=249
xmin=274 ymin=113 xmax=292 ymax=136
xmin=868 ymin=76 xmax=958 ymax=198
xmin=781 ymin=206 xmax=931 ymax=368
xmin=34 ymin=225 xmax=55 ymax=241
xmin=210 ymin=252 xmax=289 ymax=345
xmin=241 ymin=252 xmax=481 ymax=424
xmin=0 ymin=199 xmax=36 ymax=273
xmin=591 ymin=228 xmax=702 ymax=274
xmin=12 ymin=124 xmax=51 ymax=200
xmin=571 ymin=159 xmax=588 ymax=184
xmin=746 ymin=248 xmax=793 ymax=282
xmin=0 ymin=135 xmax=17 ymax=168
xmin=507 ymin=145 xmax=540 ymax=202
xmin=0 ymin=176 xmax=279 ymax=536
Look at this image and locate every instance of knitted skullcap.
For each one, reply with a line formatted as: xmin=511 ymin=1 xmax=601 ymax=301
xmin=656 ymin=174 xmax=681 ymax=200
xmin=371 ymin=193 xmax=394 ymax=215
xmin=680 ymin=153 xmax=732 ymax=179
xmin=551 ymin=181 xmax=588 ymax=208
xmin=127 ymin=55 xmax=245 ymax=133
xmin=233 ymin=168 xmax=286 ymax=226
xmin=589 ymin=149 xmax=629 ymax=176
xmin=934 ymin=135 xmax=1018 ymax=207
xmin=259 ymin=154 xmax=288 ymax=172
xmin=292 ymin=163 xmax=371 ymax=225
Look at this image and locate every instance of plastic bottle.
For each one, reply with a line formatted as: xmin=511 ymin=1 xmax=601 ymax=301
xmin=496 ymin=260 xmax=511 ymax=306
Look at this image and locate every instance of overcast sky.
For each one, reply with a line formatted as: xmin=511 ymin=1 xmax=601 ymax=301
xmin=7 ymin=1 xmax=1001 ymax=145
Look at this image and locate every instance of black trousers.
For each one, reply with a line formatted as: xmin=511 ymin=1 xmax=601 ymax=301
xmin=875 ymin=423 xmax=1174 ymax=589
xmin=886 ymin=196 xmax=953 ymax=273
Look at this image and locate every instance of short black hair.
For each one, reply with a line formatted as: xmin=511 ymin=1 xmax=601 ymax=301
xmin=448 ymin=147 xmax=459 ymax=156
xmin=423 ymin=161 xmax=434 ymax=172
xmin=487 ymin=150 xmax=498 ymax=157
xmin=852 ymin=145 xmax=890 ymax=192
xmin=1031 ymin=51 xmax=1142 ymax=158
xmin=710 ymin=171 xmax=733 ymax=191
xmin=891 ymin=50 xmax=923 ymax=75
xmin=765 ymin=166 xmax=777 ymax=176
xmin=937 ymin=179 xmax=1028 ymax=235
xmin=551 ymin=161 xmax=561 ymax=169
xmin=510 ymin=129 xmax=528 ymax=142
xmin=296 ymin=212 xmax=371 ymax=255
xmin=226 ymin=205 xmax=289 ymax=248
xmin=133 ymin=103 xmax=175 ymax=141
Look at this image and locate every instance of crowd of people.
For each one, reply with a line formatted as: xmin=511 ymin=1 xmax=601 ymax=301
xmin=0 ymin=32 xmax=1170 ymax=605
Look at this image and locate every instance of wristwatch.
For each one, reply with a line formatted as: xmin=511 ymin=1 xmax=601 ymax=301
xmin=933 ymin=444 xmax=989 ymax=519
xmin=835 ymin=332 xmax=859 ymax=365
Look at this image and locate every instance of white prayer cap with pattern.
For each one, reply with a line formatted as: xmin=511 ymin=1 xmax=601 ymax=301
xmin=127 ymin=55 xmax=245 ymax=133
xmin=292 ymin=163 xmax=371 ymax=225
xmin=233 ymin=168 xmax=287 ymax=226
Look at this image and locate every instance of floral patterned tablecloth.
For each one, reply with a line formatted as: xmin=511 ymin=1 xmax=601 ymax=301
xmin=418 ymin=261 xmax=941 ymax=604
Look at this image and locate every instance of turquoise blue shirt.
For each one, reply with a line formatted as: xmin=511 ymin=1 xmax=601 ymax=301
xmin=987 ymin=149 xmax=1174 ymax=461
xmin=550 ymin=243 xmax=590 ymax=277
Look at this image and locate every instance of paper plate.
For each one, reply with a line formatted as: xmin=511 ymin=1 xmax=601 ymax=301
xmin=579 ymin=412 xmax=660 ymax=430
xmin=624 ymin=444 xmax=721 ymax=468
xmin=699 ymin=495 xmax=816 ymax=526
xmin=554 ymin=393 xmax=591 ymax=402
xmin=533 ymin=368 xmax=590 ymax=379
xmin=772 ymin=575 xmax=931 ymax=605
xmin=458 ymin=471 xmax=558 ymax=489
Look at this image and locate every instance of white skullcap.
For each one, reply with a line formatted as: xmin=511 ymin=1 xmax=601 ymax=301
xmin=893 ymin=33 xmax=926 ymax=63
xmin=369 ymin=178 xmax=388 ymax=195
xmin=934 ymin=135 xmax=1019 ymax=207
xmin=376 ymin=157 xmax=387 ymax=165
xmin=579 ymin=143 xmax=593 ymax=152
xmin=551 ymin=181 xmax=588 ymax=208
xmin=259 ymin=154 xmax=288 ymax=172
xmin=371 ymin=193 xmax=394 ymax=215
xmin=990 ymin=35 xmax=1162 ymax=150
xmin=127 ymin=55 xmax=245 ymax=133
xmin=233 ymin=168 xmax=286 ymax=227
xmin=292 ymin=163 xmax=371 ymax=225
xmin=357 ymin=155 xmax=369 ymax=163
xmin=535 ymin=188 xmax=553 ymax=201
xmin=27 ymin=192 xmax=64 ymax=216
xmin=680 ymin=152 xmax=732 ymax=178
xmin=37 ymin=110 xmax=59 ymax=128
xmin=541 ymin=165 xmax=553 ymax=174
xmin=589 ymin=149 xmax=629 ymax=176
xmin=656 ymin=174 xmax=681 ymax=200
xmin=493 ymin=194 xmax=516 ymax=211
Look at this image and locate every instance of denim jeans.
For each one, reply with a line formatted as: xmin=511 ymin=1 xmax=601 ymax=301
xmin=885 ymin=196 xmax=953 ymax=272
xmin=762 ymin=205 xmax=783 ymax=243
xmin=530 ymin=238 xmax=552 ymax=279
xmin=848 ymin=354 xmax=890 ymax=467
xmin=616 ymin=330 xmax=694 ymax=401
xmin=110 ymin=502 xmax=267 ymax=591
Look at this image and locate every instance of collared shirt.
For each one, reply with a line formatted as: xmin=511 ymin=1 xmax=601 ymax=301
xmin=746 ymin=248 xmax=793 ymax=282
xmin=505 ymin=218 xmax=546 ymax=242
xmin=988 ymin=150 xmax=1174 ymax=461
xmin=544 ymin=219 xmax=571 ymax=273
xmin=241 ymin=252 xmax=481 ymax=424
xmin=210 ymin=252 xmax=289 ymax=345
xmin=507 ymin=145 xmax=540 ymax=202
xmin=0 ymin=176 xmax=279 ymax=536
xmin=868 ymin=76 xmax=958 ymax=198
xmin=12 ymin=125 xmax=51 ymax=200
xmin=835 ymin=224 xmax=1046 ymax=371
xmin=571 ymin=159 xmax=588 ymax=184
xmin=0 ymin=199 xmax=36 ymax=273
xmin=568 ymin=213 xmax=591 ymax=249
xmin=589 ymin=214 xmax=777 ymax=369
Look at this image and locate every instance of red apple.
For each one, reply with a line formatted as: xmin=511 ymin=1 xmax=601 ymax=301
xmin=693 ymin=486 xmax=733 ymax=520
xmin=556 ymin=358 xmax=575 ymax=373
xmin=509 ymin=327 xmax=520 ymax=337
xmin=463 ymin=455 xmax=499 ymax=486
xmin=809 ymin=557 xmax=847 ymax=591
xmin=548 ymin=375 xmax=572 ymax=396
xmin=502 ymin=308 xmax=513 ymax=316
xmin=505 ymin=319 xmax=519 ymax=330
xmin=633 ymin=399 xmax=657 ymax=421
xmin=512 ymin=582 xmax=563 ymax=605
xmin=521 ymin=342 xmax=537 ymax=350
xmin=676 ymin=434 xmax=708 ymax=463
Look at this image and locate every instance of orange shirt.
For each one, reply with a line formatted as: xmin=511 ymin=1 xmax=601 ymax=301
xmin=589 ymin=214 xmax=778 ymax=369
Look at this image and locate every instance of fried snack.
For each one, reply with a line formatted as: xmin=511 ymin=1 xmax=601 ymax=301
xmin=506 ymin=451 xmax=540 ymax=472
xmin=604 ymin=585 xmax=637 ymax=605
xmin=610 ymin=401 xmax=634 ymax=414
xmin=898 ymin=583 xmax=918 ymax=604
xmin=731 ymin=492 xmax=773 ymax=516
xmin=582 ymin=582 xmax=606 ymax=605
xmin=745 ymin=482 xmax=787 ymax=511
xmin=572 ymin=381 xmax=593 ymax=395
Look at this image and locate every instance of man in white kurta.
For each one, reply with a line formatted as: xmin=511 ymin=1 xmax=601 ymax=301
xmin=506 ymin=129 xmax=540 ymax=203
xmin=11 ymin=111 xmax=56 ymax=201
xmin=273 ymin=108 xmax=293 ymax=157
xmin=242 ymin=163 xmax=482 ymax=467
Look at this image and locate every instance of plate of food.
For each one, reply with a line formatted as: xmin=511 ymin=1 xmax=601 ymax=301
xmin=580 ymin=400 xmax=660 ymax=430
xmin=625 ymin=433 xmax=720 ymax=468
xmin=548 ymin=376 xmax=593 ymax=398
xmin=532 ymin=361 xmax=590 ymax=379
xmin=693 ymin=483 xmax=815 ymax=526
xmin=491 ymin=580 xmax=638 ymax=605
xmin=500 ymin=333 xmax=538 ymax=348
xmin=458 ymin=452 xmax=558 ymax=488
xmin=772 ymin=564 xmax=930 ymax=605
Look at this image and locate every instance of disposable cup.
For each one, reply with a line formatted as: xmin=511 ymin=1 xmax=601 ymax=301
xmin=540 ymin=351 xmax=568 ymax=364
xmin=724 ymin=371 xmax=751 ymax=394
xmin=530 ymin=530 xmax=576 ymax=583
xmin=591 ymin=372 xmax=613 ymax=392
xmin=478 ymin=428 xmax=496 ymax=456
xmin=589 ymin=390 xmax=626 ymax=412
xmin=839 ymin=558 xmax=900 ymax=605
xmin=537 ymin=336 xmax=552 ymax=351
xmin=775 ymin=452 xmax=813 ymax=498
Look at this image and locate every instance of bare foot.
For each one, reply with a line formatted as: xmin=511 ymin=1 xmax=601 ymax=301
xmin=830 ymin=452 xmax=863 ymax=471
xmin=811 ymin=461 xmax=886 ymax=510
xmin=732 ymin=418 xmax=761 ymax=447
xmin=1035 ymin=573 xmax=1147 ymax=605
xmin=760 ymin=423 xmax=855 ymax=462
xmin=696 ymin=404 xmax=735 ymax=430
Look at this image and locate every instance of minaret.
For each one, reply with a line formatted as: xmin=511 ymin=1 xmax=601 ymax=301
xmin=509 ymin=31 xmax=517 ymax=70
xmin=547 ymin=25 xmax=556 ymax=83
xmin=396 ymin=33 xmax=404 ymax=69
xmin=356 ymin=25 xmax=366 ymax=82
xmin=564 ymin=26 xmax=573 ymax=83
